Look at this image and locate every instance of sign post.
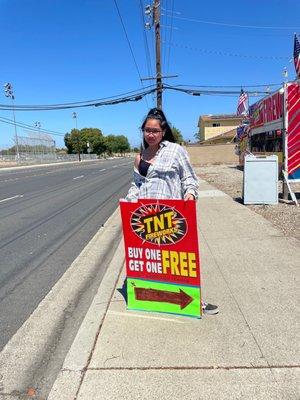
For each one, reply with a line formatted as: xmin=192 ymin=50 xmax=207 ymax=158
xmin=120 ymin=199 xmax=202 ymax=318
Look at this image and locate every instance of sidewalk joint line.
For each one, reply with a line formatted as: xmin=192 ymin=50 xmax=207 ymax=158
xmin=87 ymin=364 xmax=300 ymax=371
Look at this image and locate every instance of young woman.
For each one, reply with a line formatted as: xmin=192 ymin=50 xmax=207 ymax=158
xmin=126 ymin=108 xmax=218 ymax=315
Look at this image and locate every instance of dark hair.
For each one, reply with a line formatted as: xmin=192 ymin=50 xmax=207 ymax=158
xmin=141 ymin=108 xmax=175 ymax=148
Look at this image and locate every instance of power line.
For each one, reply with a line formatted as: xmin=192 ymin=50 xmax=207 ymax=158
xmin=0 ymin=81 xmax=283 ymax=112
xmin=163 ymin=41 xmax=290 ymax=60
xmin=0 ymin=85 xmax=155 ymax=109
xmin=0 ymin=117 xmax=65 ymax=136
xmin=0 ymin=87 xmax=156 ymax=111
xmin=162 ymin=0 xmax=169 ymax=72
xmin=113 ymin=0 xmax=149 ymax=107
xmin=163 ymin=84 xmax=272 ymax=96
xmin=166 ymin=0 xmax=175 ymax=74
xmin=170 ymin=83 xmax=281 ymax=88
xmin=164 ymin=14 xmax=300 ymax=30
xmin=139 ymin=0 xmax=153 ymax=83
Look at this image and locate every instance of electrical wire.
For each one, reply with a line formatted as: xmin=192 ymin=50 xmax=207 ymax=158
xmin=0 ymin=82 xmax=283 ymax=111
xmin=166 ymin=0 xmax=175 ymax=74
xmin=139 ymin=0 xmax=153 ymax=83
xmin=162 ymin=0 xmax=168 ymax=72
xmin=0 ymin=117 xmax=65 ymax=137
xmin=169 ymin=83 xmax=281 ymax=88
xmin=163 ymin=41 xmax=290 ymax=60
xmin=163 ymin=84 xmax=270 ymax=96
xmin=0 ymin=85 xmax=155 ymax=109
xmin=164 ymin=14 xmax=300 ymax=30
xmin=0 ymin=87 xmax=156 ymax=111
xmin=113 ymin=0 xmax=149 ymax=107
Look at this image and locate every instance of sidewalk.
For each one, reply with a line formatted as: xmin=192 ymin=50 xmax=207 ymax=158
xmin=49 ymin=178 xmax=300 ymax=400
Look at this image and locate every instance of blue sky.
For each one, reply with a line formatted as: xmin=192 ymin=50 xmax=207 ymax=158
xmin=1 ymin=0 xmax=300 ymax=148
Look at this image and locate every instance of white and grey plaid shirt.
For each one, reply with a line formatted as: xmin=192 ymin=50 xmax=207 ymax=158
xmin=126 ymin=141 xmax=199 ymax=201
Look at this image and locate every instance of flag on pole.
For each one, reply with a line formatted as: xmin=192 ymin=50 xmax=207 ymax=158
xmin=237 ymin=89 xmax=248 ymax=116
xmin=294 ymin=33 xmax=300 ymax=78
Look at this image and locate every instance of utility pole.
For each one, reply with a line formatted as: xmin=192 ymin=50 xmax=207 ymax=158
xmin=153 ymin=0 xmax=162 ymax=109
xmin=142 ymin=2 xmax=177 ymax=108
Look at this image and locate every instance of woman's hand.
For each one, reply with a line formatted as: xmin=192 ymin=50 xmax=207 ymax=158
xmin=184 ymin=193 xmax=195 ymax=201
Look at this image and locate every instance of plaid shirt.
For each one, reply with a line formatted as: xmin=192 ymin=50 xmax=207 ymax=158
xmin=126 ymin=141 xmax=199 ymax=201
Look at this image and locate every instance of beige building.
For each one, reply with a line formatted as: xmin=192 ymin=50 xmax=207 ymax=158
xmin=197 ymin=114 xmax=243 ymax=143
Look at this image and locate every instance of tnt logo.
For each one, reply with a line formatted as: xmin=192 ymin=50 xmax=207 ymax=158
xmin=130 ymin=203 xmax=187 ymax=245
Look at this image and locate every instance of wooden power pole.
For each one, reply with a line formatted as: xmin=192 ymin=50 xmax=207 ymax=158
xmin=153 ymin=0 xmax=162 ymax=109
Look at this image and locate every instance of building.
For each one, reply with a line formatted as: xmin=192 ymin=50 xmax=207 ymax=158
xmin=200 ymin=128 xmax=238 ymax=145
xmin=197 ymin=114 xmax=244 ymax=143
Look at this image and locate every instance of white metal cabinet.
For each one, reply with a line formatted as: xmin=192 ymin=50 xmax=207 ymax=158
xmin=243 ymin=155 xmax=278 ymax=205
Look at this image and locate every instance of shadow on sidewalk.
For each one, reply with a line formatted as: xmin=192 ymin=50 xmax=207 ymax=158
xmin=117 ymin=278 xmax=128 ymax=304
xmin=233 ymin=197 xmax=243 ymax=204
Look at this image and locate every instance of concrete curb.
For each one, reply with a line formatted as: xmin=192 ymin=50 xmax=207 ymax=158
xmin=47 ymin=239 xmax=125 ymax=400
xmin=0 ymin=207 xmax=122 ymax=397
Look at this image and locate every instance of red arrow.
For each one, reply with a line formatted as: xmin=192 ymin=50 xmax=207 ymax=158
xmin=134 ymin=287 xmax=193 ymax=309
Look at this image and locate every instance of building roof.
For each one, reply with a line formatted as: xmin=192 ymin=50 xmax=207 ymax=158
xmin=200 ymin=114 xmax=242 ymax=122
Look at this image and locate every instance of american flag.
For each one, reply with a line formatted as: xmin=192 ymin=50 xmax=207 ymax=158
xmin=294 ymin=34 xmax=300 ymax=79
xmin=237 ymin=89 xmax=248 ymax=116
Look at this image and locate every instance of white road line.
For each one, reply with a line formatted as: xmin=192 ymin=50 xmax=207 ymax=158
xmin=0 ymin=194 xmax=24 ymax=203
xmin=73 ymin=175 xmax=84 ymax=180
xmin=99 ymin=169 xmax=106 ymax=172
xmin=0 ymin=178 xmax=18 ymax=183
xmin=112 ymin=165 xmax=118 ymax=168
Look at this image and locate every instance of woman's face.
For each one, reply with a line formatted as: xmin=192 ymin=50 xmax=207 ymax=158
xmin=143 ymin=118 xmax=164 ymax=147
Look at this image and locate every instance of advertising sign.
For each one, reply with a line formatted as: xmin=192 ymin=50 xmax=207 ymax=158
xmin=286 ymin=81 xmax=300 ymax=181
xmin=120 ymin=199 xmax=202 ymax=318
xmin=249 ymin=90 xmax=283 ymax=131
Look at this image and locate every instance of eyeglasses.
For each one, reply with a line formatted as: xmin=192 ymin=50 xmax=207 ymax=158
xmin=143 ymin=128 xmax=163 ymax=134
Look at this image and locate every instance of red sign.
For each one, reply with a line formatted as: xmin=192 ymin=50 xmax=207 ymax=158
xmin=249 ymin=90 xmax=283 ymax=129
xmin=120 ymin=199 xmax=201 ymax=287
xmin=286 ymin=81 xmax=300 ymax=180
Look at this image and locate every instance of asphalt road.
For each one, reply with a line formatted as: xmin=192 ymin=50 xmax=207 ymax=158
xmin=0 ymin=159 xmax=133 ymax=350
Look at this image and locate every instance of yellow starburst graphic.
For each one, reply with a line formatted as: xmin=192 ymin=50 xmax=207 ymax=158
xmin=130 ymin=202 xmax=187 ymax=245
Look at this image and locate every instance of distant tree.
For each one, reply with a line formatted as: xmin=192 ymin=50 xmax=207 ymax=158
xmin=56 ymin=147 xmax=67 ymax=153
xmin=172 ymin=126 xmax=184 ymax=144
xmin=105 ymin=135 xmax=130 ymax=155
xmin=64 ymin=129 xmax=86 ymax=160
xmin=64 ymin=129 xmax=131 ymax=158
xmin=116 ymin=135 xmax=130 ymax=153
xmin=64 ymin=127 xmax=107 ymax=158
xmin=92 ymin=135 xmax=107 ymax=155
xmin=194 ymin=131 xmax=201 ymax=142
xmin=132 ymin=147 xmax=140 ymax=153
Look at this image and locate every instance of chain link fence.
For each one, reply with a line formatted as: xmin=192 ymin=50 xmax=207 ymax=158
xmin=0 ymin=131 xmax=56 ymax=163
xmin=0 ymin=131 xmax=133 ymax=167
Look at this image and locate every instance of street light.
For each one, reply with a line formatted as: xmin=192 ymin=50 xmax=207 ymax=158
xmin=283 ymin=67 xmax=288 ymax=82
xmin=72 ymin=112 xmax=78 ymax=130
xmin=34 ymin=121 xmax=42 ymax=155
xmin=4 ymin=82 xmax=19 ymax=161
xmin=35 ymin=121 xmax=41 ymax=133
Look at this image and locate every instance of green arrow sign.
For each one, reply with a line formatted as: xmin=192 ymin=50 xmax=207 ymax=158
xmin=127 ymin=278 xmax=201 ymax=318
